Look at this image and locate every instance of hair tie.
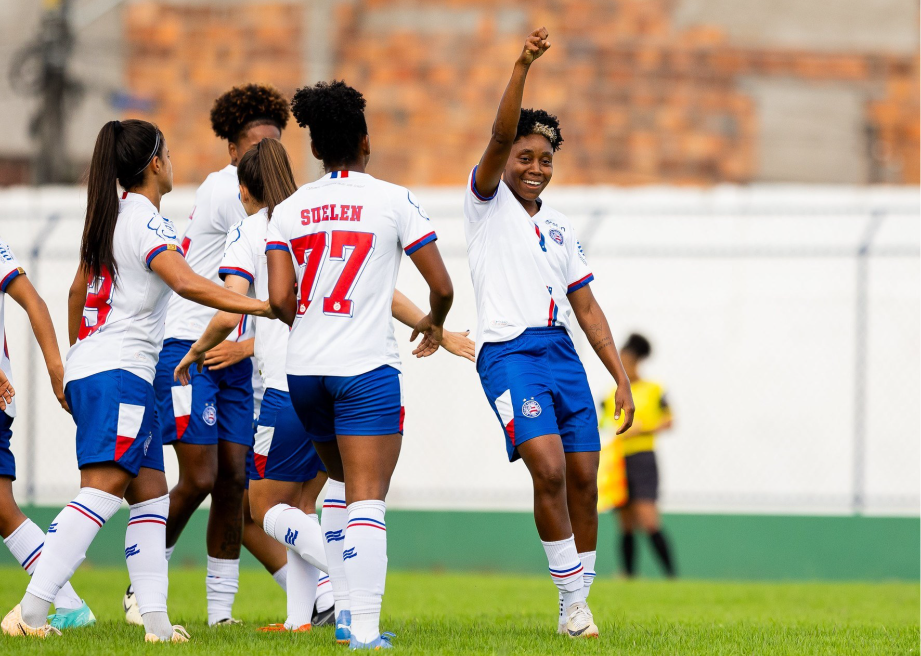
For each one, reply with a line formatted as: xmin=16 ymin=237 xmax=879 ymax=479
xmin=133 ymin=130 xmax=161 ymax=176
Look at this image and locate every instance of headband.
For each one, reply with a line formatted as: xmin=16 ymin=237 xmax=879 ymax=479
xmin=133 ymin=130 xmax=162 ymax=176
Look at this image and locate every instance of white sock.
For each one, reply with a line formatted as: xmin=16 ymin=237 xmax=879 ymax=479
xmin=285 ymin=550 xmax=319 ymax=629
xmin=4 ymin=518 xmax=83 ymax=611
xmin=206 ymin=556 xmax=239 ymax=625
xmin=125 ymin=495 xmax=170 ymax=624
xmin=542 ymin=535 xmax=585 ymax=617
xmin=23 ymin=488 xmax=121 ymax=625
xmin=343 ymin=500 xmax=387 ymax=644
xmin=321 ymin=479 xmax=350 ymax=617
xmin=272 ymin=563 xmax=288 ymax=592
xmin=263 ymin=504 xmax=327 ymax=572
xmin=164 ymin=546 xmax=175 ymax=562
xmin=580 ymin=551 xmax=597 ymax=598
xmin=315 ymin=574 xmax=334 ymax=612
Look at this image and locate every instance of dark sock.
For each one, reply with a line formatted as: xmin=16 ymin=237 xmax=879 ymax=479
xmin=620 ymin=532 xmax=636 ymax=576
xmin=649 ymin=530 xmax=675 ymax=577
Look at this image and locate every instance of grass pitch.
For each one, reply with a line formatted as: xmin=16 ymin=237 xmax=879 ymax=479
xmin=0 ymin=567 xmax=916 ymax=655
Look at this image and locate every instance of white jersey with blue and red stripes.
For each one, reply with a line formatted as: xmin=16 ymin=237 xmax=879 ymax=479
xmin=164 ymin=164 xmax=252 ymax=343
xmin=220 ymin=207 xmax=290 ymax=392
xmin=463 ymin=167 xmax=593 ymax=358
xmin=0 ymin=237 xmax=25 ymax=418
xmin=265 ymin=170 xmax=437 ymax=377
xmin=64 ymin=192 xmax=184 ymax=386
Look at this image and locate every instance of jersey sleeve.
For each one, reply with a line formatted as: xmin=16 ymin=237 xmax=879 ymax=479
xmin=565 ymin=225 xmax=594 ymax=294
xmin=138 ymin=213 xmax=184 ymax=269
xmin=398 ymin=189 xmax=438 ymax=256
xmin=265 ymin=213 xmax=290 ymax=254
xmin=0 ymin=240 xmax=25 ymax=292
xmin=219 ymin=219 xmax=256 ymax=284
xmin=463 ymin=165 xmax=499 ymax=224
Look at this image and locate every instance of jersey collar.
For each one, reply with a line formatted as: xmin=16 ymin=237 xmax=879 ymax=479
xmin=120 ymin=191 xmax=158 ymax=213
xmin=325 ymin=170 xmax=367 ymax=180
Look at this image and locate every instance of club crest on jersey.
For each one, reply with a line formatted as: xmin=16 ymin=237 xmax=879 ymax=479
xmin=550 ymin=229 xmax=564 ymax=245
xmin=147 ymin=215 xmax=178 ymax=240
xmin=522 ymin=398 xmax=542 ymax=418
xmin=143 ymin=432 xmax=152 ymax=455
xmin=202 ymin=403 xmax=217 ymax=426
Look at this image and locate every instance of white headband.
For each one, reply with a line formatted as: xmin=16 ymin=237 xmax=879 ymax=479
xmin=531 ymin=122 xmax=557 ymax=142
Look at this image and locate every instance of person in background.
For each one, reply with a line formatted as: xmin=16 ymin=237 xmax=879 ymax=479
xmin=600 ymin=333 xmax=676 ymax=578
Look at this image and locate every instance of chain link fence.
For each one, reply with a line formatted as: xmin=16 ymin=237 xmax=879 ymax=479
xmin=2 ymin=185 xmax=918 ymax=515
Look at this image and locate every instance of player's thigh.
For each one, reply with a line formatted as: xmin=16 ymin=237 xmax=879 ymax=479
xmin=516 ymin=433 xmax=567 ymax=492
xmin=215 ymin=359 xmax=254 ymax=447
xmin=248 ymin=478 xmax=304 ymax=525
xmin=300 ymin=471 xmax=327 ymax=512
xmin=173 ymin=441 xmax=218 ymax=491
xmin=251 ymin=389 xmax=324 ymax=486
xmin=337 ymin=434 xmax=401 ymax=503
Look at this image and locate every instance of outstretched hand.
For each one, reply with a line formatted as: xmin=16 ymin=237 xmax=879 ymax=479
xmin=410 ymin=313 xmax=444 ymax=358
xmin=518 ymin=27 xmax=551 ymax=66
xmin=0 ymin=369 xmax=14 ymax=412
xmin=174 ymin=347 xmax=206 ymax=386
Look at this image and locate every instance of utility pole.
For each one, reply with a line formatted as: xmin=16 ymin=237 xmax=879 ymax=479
xmin=33 ymin=0 xmax=75 ymax=184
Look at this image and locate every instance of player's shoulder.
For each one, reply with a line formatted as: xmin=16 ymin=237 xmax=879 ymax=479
xmin=0 ymin=236 xmax=14 ymax=259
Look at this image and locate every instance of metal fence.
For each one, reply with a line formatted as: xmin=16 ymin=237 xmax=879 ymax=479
xmin=1 ymin=185 xmax=918 ymax=515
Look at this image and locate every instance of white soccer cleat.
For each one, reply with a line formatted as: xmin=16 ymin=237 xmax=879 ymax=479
xmin=123 ymin=584 xmax=144 ymax=626
xmin=144 ymin=625 xmax=191 ymax=643
xmin=1 ymin=604 xmax=62 ymax=638
xmin=210 ymin=617 xmax=243 ymax=626
xmin=563 ymin=601 xmax=599 ymax=638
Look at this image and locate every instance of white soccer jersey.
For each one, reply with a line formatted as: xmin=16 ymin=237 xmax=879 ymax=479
xmin=165 ymin=164 xmax=251 ymax=342
xmin=0 ymin=238 xmax=26 ymax=418
xmin=64 ymin=192 xmax=184 ymax=386
xmin=463 ymin=167 xmax=593 ymax=356
xmin=266 ymin=170 xmax=437 ymax=377
xmin=220 ymin=208 xmax=290 ymax=391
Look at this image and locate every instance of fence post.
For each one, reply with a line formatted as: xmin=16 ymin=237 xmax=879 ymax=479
xmin=24 ymin=212 xmax=61 ymax=506
xmin=852 ymin=209 xmax=884 ymax=515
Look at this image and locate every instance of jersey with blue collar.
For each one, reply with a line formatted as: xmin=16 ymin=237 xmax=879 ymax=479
xmin=0 ymin=238 xmax=25 ymax=417
xmin=463 ymin=167 xmax=593 ymax=358
xmin=265 ymin=170 xmax=436 ymax=377
xmin=64 ymin=192 xmax=184 ymax=386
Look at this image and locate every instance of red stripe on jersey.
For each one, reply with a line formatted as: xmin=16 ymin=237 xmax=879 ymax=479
xmin=114 ymin=435 xmax=134 ymax=461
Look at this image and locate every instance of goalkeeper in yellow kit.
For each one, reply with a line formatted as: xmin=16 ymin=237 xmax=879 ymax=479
xmin=598 ymin=334 xmax=675 ymax=577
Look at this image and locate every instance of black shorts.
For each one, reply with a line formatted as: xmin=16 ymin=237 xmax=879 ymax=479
xmin=624 ymin=451 xmax=658 ymax=502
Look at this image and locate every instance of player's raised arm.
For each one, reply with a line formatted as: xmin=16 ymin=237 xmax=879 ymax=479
xmin=474 ymin=27 xmax=551 ymax=198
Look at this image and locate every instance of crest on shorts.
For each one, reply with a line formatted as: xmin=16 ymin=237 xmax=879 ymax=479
xmin=202 ymin=403 xmax=217 ymax=426
xmin=521 ymin=398 xmax=542 ymax=418
xmin=143 ymin=432 xmax=152 ymax=455
xmin=549 ymin=229 xmax=564 ymax=246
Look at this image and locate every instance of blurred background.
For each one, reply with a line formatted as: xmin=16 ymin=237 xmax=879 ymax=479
xmin=0 ymin=0 xmax=917 ymax=581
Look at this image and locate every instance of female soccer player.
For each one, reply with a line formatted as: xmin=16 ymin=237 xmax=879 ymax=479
xmin=175 ymin=139 xmax=473 ymax=633
xmin=0 ymin=240 xmax=94 ymax=631
xmin=153 ymin=83 xmax=290 ymax=626
xmin=465 ymin=28 xmax=635 ymax=638
xmin=266 ymin=81 xmax=454 ymax=650
xmin=1 ymin=119 xmax=271 ymax=641
xmin=601 ymin=334 xmax=676 ymax=577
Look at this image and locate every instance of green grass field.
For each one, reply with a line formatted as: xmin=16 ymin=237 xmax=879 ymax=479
xmin=0 ymin=567 xmax=917 ymax=655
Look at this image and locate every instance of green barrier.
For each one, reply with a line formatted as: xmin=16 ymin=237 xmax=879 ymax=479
xmin=3 ymin=508 xmax=917 ymax=581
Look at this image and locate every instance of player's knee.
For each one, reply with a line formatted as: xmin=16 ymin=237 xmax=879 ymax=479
xmin=531 ymin=464 xmax=566 ymax=496
xmin=180 ymin=468 xmax=217 ymax=499
xmin=214 ymin=466 xmax=248 ymax=499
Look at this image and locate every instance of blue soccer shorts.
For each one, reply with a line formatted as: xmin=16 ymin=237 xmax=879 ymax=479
xmin=250 ymin=388 xmax=325 ymax=483
xmin=287 ymin=365 xmax=404 ymax=441
xmin=155 ymin=338 xmax=254 ymax=447
xmin=0 ymin=412 xmax=14 ymax=480
xmin=477 ymin=327 xmax=600 ymax=462
xmin=65 ymin=369 xmax=164 ymax=476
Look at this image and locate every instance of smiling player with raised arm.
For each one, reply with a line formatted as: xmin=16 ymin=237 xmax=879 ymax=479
xmin=464 ymin=28 xmax=636 ymax=639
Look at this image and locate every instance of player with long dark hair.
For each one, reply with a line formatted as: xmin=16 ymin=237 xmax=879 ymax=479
xmin=465 ymin=28 xmax=635 ymax=638
xmin=266 ymin=81 xmax=454 ymax=649
xmin=1 ymin=119 xmax=271 ymax=641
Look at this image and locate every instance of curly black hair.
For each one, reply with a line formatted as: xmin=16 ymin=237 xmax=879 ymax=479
xmin=517 ymin=108 xmax=563 ymax=151
xmin=623 ymin=333 xmax=652 ymax=359
xmin=210 ymin=84 xmax=290 ymax=143
xmin=290 ymin=80 xmax=367 ymax=167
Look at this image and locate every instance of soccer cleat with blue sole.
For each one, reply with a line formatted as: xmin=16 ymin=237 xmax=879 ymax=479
xmin=335 ymin=610 xmax=351 ymax=644
xmin=349 ymin=631 xmax=394 ymax=650
xmin=48 ymin=601 xmax=96 ymax=630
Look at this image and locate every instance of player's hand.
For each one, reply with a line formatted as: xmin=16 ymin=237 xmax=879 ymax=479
xmin=518 ymin=27 xmax=550 ymax=66
xmin=410 ymin=313 xmax=444 ymax=357
xmin=0 ymin=370 xmax=14 ymax=412
xmin=47 ymin=364 xmax=70 ymax=413
xmin=614 ymin=384 xmax=636 ymax=435
xmin=203 ymin=340 xmax=249 ymax=371
xmin=174 ymin=347 xmax=206 ymax=386
xmin=440 ymin=329 xmax=475 ymax=362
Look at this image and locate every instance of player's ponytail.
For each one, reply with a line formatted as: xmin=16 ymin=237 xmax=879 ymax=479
xmin=237 ymin=138 xmax=297 ymax=219
xmin=83 ymin=119 xmax=164 ymax=280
